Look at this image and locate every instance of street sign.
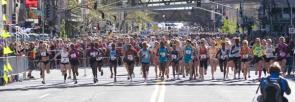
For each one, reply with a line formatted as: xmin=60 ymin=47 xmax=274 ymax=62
xmin=289 ymin=27 xmax=295 ymax=34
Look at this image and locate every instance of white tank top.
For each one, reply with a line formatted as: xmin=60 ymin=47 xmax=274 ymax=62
xmin=61 ymin=51 xmax=70 ymax=63
xmin=265 ymin=45 xmax=274 ymax=58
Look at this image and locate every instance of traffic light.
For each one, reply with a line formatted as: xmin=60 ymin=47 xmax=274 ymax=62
xmin=12 ymin=14 xmax=16 ymax=24
xmin=197 ymin=0 xmax=201 ymax=7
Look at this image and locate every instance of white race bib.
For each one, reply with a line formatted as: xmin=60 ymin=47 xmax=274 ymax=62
xmin=143 ymin=52 xmax=149 ymax=59
xmin=97 ymin=57 xmax=103 ymax=61
xmin=111 ymin=56 xmax=116 ymax=60
xmin=70 ymin=54 xmax=77 ymax=58
xmin=61 ymin=57 xmax=69 ymax=63
xmin=242 ymin=54 xmax=248 ymax=59
xmin=128 ymin=55 xmax=134 ymax=60
xmin=185 ymin=50 xmax=192 ymax=55
xmin=41 ymin=52 xmax=46 ymax=56
xmin=90 ymin=52 xmax=97 ymax=57
xmin=160 ymin=52 xmax=166 ymax=57
xmin=172 ymin=54 xmax=177 ymax=59
xmin=200 ymin=54 xmax=207 ymax=59
xmin=279 ymin=51 xmax=286 ymax=57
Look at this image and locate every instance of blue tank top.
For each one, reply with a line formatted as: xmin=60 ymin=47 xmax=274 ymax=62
xmin=141 ymin=49 xmax=150 ymax=64
xmin=110 ymin=49 xmax=117 ymax=61
xmin=184 ymin=47 xmax=193 ymax=63
xmin=158 ymin=47 xmax=168 ymax=63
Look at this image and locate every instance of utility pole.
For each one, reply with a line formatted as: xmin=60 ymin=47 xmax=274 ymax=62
xmin=0 ymin=0 xmax=3 ymax=31
xmin=40 ymin=0 xmax=45 ymax=34
xmin=240 ymin=0 xmax=244 ymax=36
xmin=291 ymin=2 xmax=294 ymax=41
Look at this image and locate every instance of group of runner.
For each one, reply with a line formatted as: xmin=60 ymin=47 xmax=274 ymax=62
xmin=21 ymin=35 xmax=294 ymax=84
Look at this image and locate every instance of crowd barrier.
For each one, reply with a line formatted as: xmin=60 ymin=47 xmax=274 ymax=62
xmin=0 ymin=56 xmax=29 ymax=85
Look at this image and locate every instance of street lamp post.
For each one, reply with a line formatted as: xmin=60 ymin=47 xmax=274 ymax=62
xmin=163 ymin=15 xmax=166 ymax=30
xmin=40 ymin=0 xmax=45 ymax=34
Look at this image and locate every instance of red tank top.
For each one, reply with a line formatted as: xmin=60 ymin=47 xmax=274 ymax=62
xmin=199 ymin=47 xmax=207 ymax=54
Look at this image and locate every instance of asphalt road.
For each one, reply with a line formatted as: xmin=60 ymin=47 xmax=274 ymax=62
xmin=0 ymin=66 xmax=294 ymax=102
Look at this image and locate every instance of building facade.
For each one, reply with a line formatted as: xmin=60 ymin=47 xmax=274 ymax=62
xmin=259 ymin=0 xmax=295 ymax=35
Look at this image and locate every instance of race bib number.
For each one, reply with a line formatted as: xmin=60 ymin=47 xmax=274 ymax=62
xmin=90 ymin=52 xmax=97 ymax=57
xmin=172 ymin=54 xmax=177 ymax=59
xmin=41 ymin=52 xmax=46 ymax=56
xmin=61 ymin=57 xmax=69 ymax=63
xmin=279 ymin=51 xmax=286 ymax=57
xmin=97 ymin=57 xmax=103 ymax=61
xmin=185 ymin=50 xmax=192 ymax=55
xmin=200 ymin=54 xmax=207 ymax=59
xmin=242 ymin=54 xmax=248 ymax=59
xmin=160 ymin=52 xmax=166 ymax=57
xmin=111 ymin=56 xmax=116 ymax=60
xmin=128 ymin=55 xmax=134 ymax=60
xmin=70 ymin=54 xmax=77 ymax=58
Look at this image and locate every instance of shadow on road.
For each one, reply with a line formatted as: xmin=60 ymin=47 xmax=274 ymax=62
xmin=0 ymin=79 xmax=259 ymax=92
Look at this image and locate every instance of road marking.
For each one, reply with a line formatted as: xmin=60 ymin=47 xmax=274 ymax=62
xmin=150 ymin=81 xmax=161 ymax=102
xmin=150 ymin=80 xmax=166 ymax=102
xmin=39 ymin=94 xmax=50 ymax=99
xmin=158 ymin=84 xmax=166 ymax=102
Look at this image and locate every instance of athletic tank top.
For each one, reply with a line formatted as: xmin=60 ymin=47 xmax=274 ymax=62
xmin=265 ymin=45 xmax=274 ymax=58
xmin=171 ymin=50 xmax=178 ymax=61
xmin=220 ymin=48 xmax=228 ymax=60
xmin=89 ymin=49 xmax=98 ymax=58
xmin=141 ymin=49 xmax=151 ymax=63
xmin=241 ymin=46 xmax=250 ymax=59
xmin=110 ymin=49 xmax=117 ymax=61
xmin=231 ymin=45 xmax=241 ymax=57
xmin=253 ymin=44 xmax=264 ymax=57
xmin=277 ymin=43 xmax=288 ymax=58
xmin=158 ymin=47 xmax=168 ymax=63
xmin=96 ymin=48 xmax=104 ymax=61
xmin=199 ymin=47 xmax=207 ymax=59
xmin=61 ymin=51 xmax=70 ymax=63
xmin=184 ymin=47 xmax=193 ymax=63
xmin=69 ymin=50 xmax=78 ymax=60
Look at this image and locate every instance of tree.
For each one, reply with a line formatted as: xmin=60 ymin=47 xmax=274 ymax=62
xmin=124 ymin=11 xmax=153 ymax=32
xmin=221 ymin=18 xmax=237 ymax=34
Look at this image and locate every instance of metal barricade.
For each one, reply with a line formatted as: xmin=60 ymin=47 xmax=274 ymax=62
xmin=0 ymin=56 xmax=29 ymax=83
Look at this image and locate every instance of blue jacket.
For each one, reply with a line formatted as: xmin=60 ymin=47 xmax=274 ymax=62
xmin=260 ymin=72 xmax=291 ymax=96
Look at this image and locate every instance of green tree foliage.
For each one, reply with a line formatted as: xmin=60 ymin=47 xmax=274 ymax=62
xmin=126 ymin=11 xmax=153 ymax=23
xmin=221 ymin=18 xmax=237 ymax=34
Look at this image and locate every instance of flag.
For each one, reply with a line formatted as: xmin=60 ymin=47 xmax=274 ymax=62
xmin=3 ymin=64 xmax=7 ymax=72
xmin=1 ymin=30 xmax=11 ymax=38
xmin=2 ymin=15 xmax=7 ymax=21
xmin=3 ymin=73 xmax=8 ymax=84
xmin=1 ymin=0 xmax=7 ymax=5
xmin=6 ymin=62 xmax=12 ymax=72
xmin=3 ymin=46 xmax=13 ymax=55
